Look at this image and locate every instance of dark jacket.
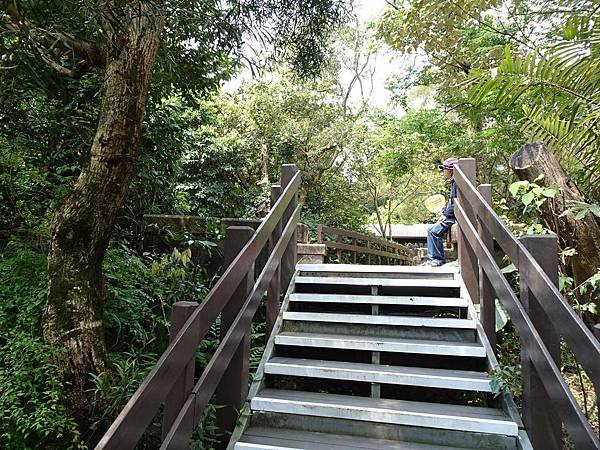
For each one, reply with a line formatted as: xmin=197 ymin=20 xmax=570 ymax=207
xmin=442 ymin=177 xmax=457 ymax=219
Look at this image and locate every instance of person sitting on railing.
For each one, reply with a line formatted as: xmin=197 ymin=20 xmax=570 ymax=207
xmin=422 ymin=157 xmax=459 ymax=267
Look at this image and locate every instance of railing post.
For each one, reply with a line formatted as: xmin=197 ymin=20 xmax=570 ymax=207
xmin=317 ymin=224 xmax=323 ymax=244
xmin=352 ymin=238 xmax=357 ymax=264
xmin=162 ymin=301 xmax=198 ymax=440
xmin=477 ymin=184 xmax=496 ymax=351
xmin=280 ymin=164 xmax=298 ymax=288
xmin=266 ymin=185 xmax=282 ymax=341
xmin=216 ymin=226 xmax=254 ymax=438
xmin=594 ymin=324 xmax=600 ymax=434
xmin=519 ymin=235 xmax=562 ymax=450
xmin=456 ymin=158 xmax=479 ymax=304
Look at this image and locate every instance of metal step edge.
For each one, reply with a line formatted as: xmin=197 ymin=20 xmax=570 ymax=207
xmin=283 ymin=312 xmax=476 ymax=329
xmin=251 ymin=390 xmax=518 ymax=437
xmin=264 ymin=357 xmax=492 ymax=392
xmin=295 ymin=276 xmax=461 ymax=288
xmin=237 ymin=426 xmax=469 ymax=450
xmin=235 ymin=443 xmax=302 ymax=450
xmin=275 ymin=332 xmax=486 ymax=358
xmin=289 ymin=293 xmax=467 ymax=307
xmin=296 ymin=264 xmax=458 ymax=274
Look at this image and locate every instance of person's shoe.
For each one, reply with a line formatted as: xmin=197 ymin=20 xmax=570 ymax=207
xmin=430 ymin=260 xmax=444 ymax=267
xmin=420 ymin=260 xmax=433 ymax=267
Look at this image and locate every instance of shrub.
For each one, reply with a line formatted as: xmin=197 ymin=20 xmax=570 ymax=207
xmin=0 ymin=245 xmax=84 ymax=449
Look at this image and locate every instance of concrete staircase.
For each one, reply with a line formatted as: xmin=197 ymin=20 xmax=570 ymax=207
xmin=229 ymin=264 xmax=532 ymax=450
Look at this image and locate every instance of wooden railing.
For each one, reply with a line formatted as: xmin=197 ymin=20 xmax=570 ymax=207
xmin=96 ymin=164 xmax=301 ymax=449
xmin=317 ymin=225 xmax=413 ymax=265
xmin=454 ymin=158 xmax=600 ymax=449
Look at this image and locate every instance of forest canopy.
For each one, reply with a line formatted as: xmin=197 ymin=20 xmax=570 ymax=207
xmin=1 ymin=0 xmax=599 ymax=448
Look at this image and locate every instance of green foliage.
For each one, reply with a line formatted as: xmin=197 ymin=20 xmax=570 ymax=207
xmin=0 ymin=240 xmax=219 ymax=448
xmin=0 ymin=245 xmax=84 ymax=449
xmin=469 ymin=14 xmax=600 ymax=196
xmin=502 ymin=176 xmax=560 ymax=235
xmin=489 ymin=365 xmax=522 ymax=399
xmin=560 ymin=200 xmax=600 ymax=220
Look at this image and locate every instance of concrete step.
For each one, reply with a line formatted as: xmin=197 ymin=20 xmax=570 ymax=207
xmin=275 ymin=332 xmax=486 ymax=358
xmin=265 ymin=357 xmax=492 ymax=392
xmin=282 ymin=312 xmax=476 ymax=329
xmin=251 ymin=389 xmax=518 ymax=436
xmin=297 ymin=264 xmax=457 ymax=276
xmin=295 ymin=276 xmax=461 ymax=289
xmin=289 ymin=293 xmax=467 ymax=308
xmin=236 ymin=426 xmax=469 ymax=449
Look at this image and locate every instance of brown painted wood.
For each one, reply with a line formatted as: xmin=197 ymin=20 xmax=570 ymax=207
xmin=322 ymin=241 xmax=409 ymax=261
xmin=520 ymin=235 xmax=562 ymax=450
xmin=477 ymin=184 xmax=495 ymax=351
xmin=520 ymin=249 xmax=600 ymax=390
xmin=318 ymin=225 xmax=410 ymax=252
xmin=281 ymin=165 xmax=299 ymax=288
xmin=216 ymin=226 xmax=254 ymax=437
xmin=454 ymin=167 xmax=520 ymax=263
xmin=456 ymin=164 xmax=600 ymax=389
xmin=455 ymin=200 xmax=599 ymax=448
xmin=456 ymin=158 xmax=479 ymax=304
xmin=162 ymin=302 xmax=198 ymax=440
xmin=160 ymin=206 xmax=302 ymax=450
xmin=266 ymin=185 xmax=282 ymax=341
xmin=96 ymin=170 xmax=301 ymax=450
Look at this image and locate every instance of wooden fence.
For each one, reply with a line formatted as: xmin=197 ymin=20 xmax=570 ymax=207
xmin=454 ymin=158 xmax=600 ymax=449
xmin=96 ymin=164 xmax=301 ymax=449
xmin=317 ymin=225 xmax=413 ymax=265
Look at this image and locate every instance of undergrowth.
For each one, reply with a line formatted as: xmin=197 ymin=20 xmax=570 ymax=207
xmin=0 ymin=240 xmax=271 ymax=449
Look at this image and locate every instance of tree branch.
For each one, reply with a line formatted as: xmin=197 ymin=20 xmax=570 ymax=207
xmin=1 ymin=9 xmax=105 ymax=77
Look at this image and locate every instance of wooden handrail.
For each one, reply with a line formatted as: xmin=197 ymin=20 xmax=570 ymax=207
xmin=317 ymin=225 xmax=413 ymax=264
xmin=454 ymin=159 xmax=600 ymax=449
xmin=96 ymin=165 xmax=302 ymax=450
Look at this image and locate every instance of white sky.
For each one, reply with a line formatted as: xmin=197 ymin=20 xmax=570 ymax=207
xmin=350 ymin=0 xmax=397 ymax=110
xmin=224 ymin=0 xmax=427 ymax=114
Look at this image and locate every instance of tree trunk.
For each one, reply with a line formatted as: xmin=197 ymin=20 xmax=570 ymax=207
xmin=509 ymin=142 xmax=600 ymax=289
xmin=259 ymin=139 xmax=269 ymax=185
xmin=42 ymin=9 xmax=164 ymax=423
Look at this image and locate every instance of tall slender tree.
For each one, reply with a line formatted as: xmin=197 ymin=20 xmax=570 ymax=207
xmin=1 ymin=0 xmax=350 ymax=421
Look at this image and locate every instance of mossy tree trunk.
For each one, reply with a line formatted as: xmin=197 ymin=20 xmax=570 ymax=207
xmin=509 ymin=142 xmax=600 ymax=291
xmin=42 ymin=6 xmax=164 ymax=422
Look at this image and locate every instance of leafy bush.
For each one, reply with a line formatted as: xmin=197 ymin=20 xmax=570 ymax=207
xmin=0 ymin=245 xmax=84 ymax=449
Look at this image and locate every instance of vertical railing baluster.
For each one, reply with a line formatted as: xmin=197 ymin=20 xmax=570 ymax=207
xmin=266 ymin=185 xmax=282 ymax=341
xmin=456 ymin=158 xmax=479 ymax=303
xmin=162 ymin=301 xmax=198 ymax=440
xmin=477 ymin=184 xmax=496 ymax=351
xmin=519 ymin=235 xmax=562 ymax=450
xmin=280 ymin=164 xmax=298 ymax=286
xmin=216 ymin=226 xmax=254 ymax=436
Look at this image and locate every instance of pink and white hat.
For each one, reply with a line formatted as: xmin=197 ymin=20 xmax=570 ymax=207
xmin=439 ymin=157 xmax=459 ymax=169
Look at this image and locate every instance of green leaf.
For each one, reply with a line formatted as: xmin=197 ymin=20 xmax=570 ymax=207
xmin=521 ymin=191 xmax=535 ymax=206
xmin=509 ymin=181 xmax=527 ymax=197
xmin=501 ymin=263 xmax=517 ymax=274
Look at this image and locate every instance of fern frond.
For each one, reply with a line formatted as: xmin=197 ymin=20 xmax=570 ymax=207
xmin=468 ymin=14 xmax=600 ymax=195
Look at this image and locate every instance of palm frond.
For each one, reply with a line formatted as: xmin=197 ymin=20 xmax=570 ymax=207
xmin=468 ymin=14 xmax=600 ymax=196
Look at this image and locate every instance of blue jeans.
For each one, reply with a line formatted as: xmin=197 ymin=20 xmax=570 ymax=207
xmin=427 ymin=218 xmax=455 ymax=263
